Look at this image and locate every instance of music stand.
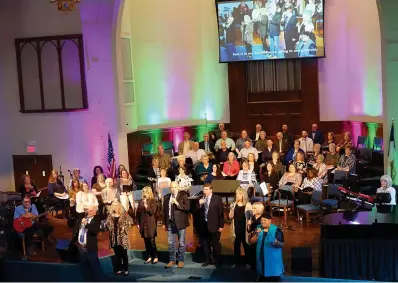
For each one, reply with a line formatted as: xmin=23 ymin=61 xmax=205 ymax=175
xmin=333 ymin=170 xmax=346 ymax=184
xmin=211 ymin=180 xmax=240 ymax=205
xmin=190 ymin=185 xmax=203 ymax=196
xmin=123 ymin=185 xmax=133 ymax=193
xmin=211 ymin=180 xmax=240 ymax=194
xmin=275 ymin=185 xmax=295 ymax=230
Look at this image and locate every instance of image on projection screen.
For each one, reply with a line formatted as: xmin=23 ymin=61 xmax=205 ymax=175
xmin=216 ymin=0 xmax=325 ymax=62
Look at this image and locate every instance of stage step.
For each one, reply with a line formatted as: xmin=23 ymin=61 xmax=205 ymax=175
xmin=100 ymin=253 xmax=370 ymax=282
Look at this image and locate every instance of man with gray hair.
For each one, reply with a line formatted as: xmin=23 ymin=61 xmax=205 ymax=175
xmin=186 ymin=142 xmax=206 ymax=165
xmin=72 ymin=206 xmax=105 ymax=281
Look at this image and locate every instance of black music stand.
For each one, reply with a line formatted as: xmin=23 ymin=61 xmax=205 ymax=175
xmin=275 ymin=185 xmax=296 ymax=231
xmin=211 ymin=180 xmax=240 ymax=205
xmin=123 ymin=185 xmax=133 ymax=193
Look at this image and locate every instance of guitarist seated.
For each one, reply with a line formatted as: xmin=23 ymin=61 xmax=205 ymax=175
xmin=14 ymin=196 xmax=54 ymax=256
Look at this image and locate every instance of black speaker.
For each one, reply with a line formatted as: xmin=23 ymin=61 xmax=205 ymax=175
xmin=291 ymin=247 xmax=312 ymax=273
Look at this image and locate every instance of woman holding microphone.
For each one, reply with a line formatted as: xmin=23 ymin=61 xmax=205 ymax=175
xmin=136 ymin=186 xmax=159 ymax=264
xmin=229 ymin=187 xmax=252 ymax=268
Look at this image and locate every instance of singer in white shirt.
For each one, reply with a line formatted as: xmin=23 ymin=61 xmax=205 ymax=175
xmin=299 ymin=131 xmax=313 ymax=154
xmin=74 ymin=205 xmax=105 ymax=281
xmin=186 ymin=142 xmax=206 ymax=165
xmin=157 ymin=168 xmax=171 ymax=199
xmin=76 ymin=182 xmax=99 ymax=214
xmin=238 ymin=139 xmax=259 ymax=160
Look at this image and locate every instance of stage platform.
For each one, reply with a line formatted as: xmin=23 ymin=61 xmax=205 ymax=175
xmin=1 ymin=250 xmax=372 ymax=282
xmin=1 ymin=214 xmax=321 ymax=277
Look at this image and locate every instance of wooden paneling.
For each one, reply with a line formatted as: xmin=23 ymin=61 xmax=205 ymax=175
xmin=228 ymin=59 xmax=320 ymax=136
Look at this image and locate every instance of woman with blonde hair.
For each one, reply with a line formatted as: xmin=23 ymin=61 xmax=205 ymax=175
xmin=196 ymin=154 xmax=212 ymax=181
xmin=101 ymin=178 xmax=119 ymax=216
xmin=136 ymin=186 xmax=159 ymax=264
xmin=76 ymin=182 xmax=98 ymax=218
xmin=307 ymin=143 xmax=321 ymax=165
xmin=376 ymin=175 xmax=396 ymax=205
xmin=247 ymin=202 xmax=265 ymax=270
xmin=106 ymin=199 xmax=134 ymax=276
xmin=117 ymin=169 xmax=135 ymax=214
xmin=293 ymin=152 xmax=307 ymax=175
xmin=92 ymin=173 xmax=106 ymax=197
xmin=229 ymin=187 xmax=252 ymax=268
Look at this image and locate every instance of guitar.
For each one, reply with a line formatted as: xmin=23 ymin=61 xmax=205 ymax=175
xmin=13 ymin=207 xmax=54 ymax=233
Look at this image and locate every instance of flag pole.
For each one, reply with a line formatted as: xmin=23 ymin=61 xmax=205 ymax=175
xmin=389 ymin=118 xmax=396 ymax=181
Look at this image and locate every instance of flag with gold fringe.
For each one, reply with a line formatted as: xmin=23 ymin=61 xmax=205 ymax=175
xmin=389 ymin=120 xmax=396 ymax=181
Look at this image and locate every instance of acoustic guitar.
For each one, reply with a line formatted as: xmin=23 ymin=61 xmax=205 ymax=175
xmin=13 ymin=207 xmax=54 ymax=233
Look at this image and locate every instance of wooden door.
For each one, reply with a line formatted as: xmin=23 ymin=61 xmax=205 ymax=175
xmin=12 ymin=155 xmax=53 ymax=191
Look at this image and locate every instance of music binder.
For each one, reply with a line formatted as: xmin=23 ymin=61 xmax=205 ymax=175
xmin=122 ymin=185 xmax=133 ymax=193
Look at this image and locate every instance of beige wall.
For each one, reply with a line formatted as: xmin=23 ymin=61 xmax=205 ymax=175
xmin=319 ymin=0 xmax=383 ymax=122
xmin=125 ymin=0 xmax=230 ymax=131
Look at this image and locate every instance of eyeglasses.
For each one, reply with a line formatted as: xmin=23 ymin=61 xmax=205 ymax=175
xmin=24 ymin=201 xmax=31 ymax=203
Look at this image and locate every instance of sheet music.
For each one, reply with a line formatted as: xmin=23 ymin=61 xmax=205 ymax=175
xmin=31 ymin=191 xmax=41 ymax=198
xmin=259 ymin=182 xmax=269 ymax=196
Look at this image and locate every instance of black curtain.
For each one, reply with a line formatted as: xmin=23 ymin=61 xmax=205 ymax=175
xmin=320 ymin=239 xmax=398 ymax=281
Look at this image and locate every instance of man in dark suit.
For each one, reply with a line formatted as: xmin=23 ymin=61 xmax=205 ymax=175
xmin=199 ymin=133 xmax=215 ymax=154
xmin=72 ymin=206 xmax=105 ymax=281
xmin=310 ymin=123 xmax=324 ymax=145
xmin=262 ymin=139 xmax=277 ymax=163
xmin=198 ymin=183 xmax=224 ymax=268
xmin=275 ymin=132 xmax=289 ymax=156
xmin=283 ymin=7 xmax=298 ymax=58
xmin=249 ymin=124 xmax=263 ymax=142
xmin=163 ymin=181 xmax=190 ymax=269
xmin=281 ymin=124 xmax=294 ymax=149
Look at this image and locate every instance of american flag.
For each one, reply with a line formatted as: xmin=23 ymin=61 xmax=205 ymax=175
xmin=107 ymin=133 xmax=116 ymax=179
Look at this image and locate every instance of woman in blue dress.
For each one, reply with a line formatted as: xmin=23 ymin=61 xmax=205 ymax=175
xmin=255 ymin=213 xmax=284 ymax=282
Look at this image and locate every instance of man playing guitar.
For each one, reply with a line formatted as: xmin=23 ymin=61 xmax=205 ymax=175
xmin=13 ymin=196 xmax=54 ymax=256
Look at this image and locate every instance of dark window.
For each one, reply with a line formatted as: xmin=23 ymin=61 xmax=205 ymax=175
xmin=15 ymin=34 xmax=88 ymax=113
xmin=247 ymin=60 xmax=301 ymax=92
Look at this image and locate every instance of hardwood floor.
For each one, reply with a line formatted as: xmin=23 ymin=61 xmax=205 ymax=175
xmin=5 ymin=214 xmax=321 ymax=276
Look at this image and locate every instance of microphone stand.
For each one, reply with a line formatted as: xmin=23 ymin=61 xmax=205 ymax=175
xmin=59 ymin=166 xmax=65 ymax=184
xmin=205 ymin=113 xmax=208 ymax=135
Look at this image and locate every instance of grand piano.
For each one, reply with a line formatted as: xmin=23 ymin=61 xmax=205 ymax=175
xmin=320 ymin=204 xmax=398 ymax=281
